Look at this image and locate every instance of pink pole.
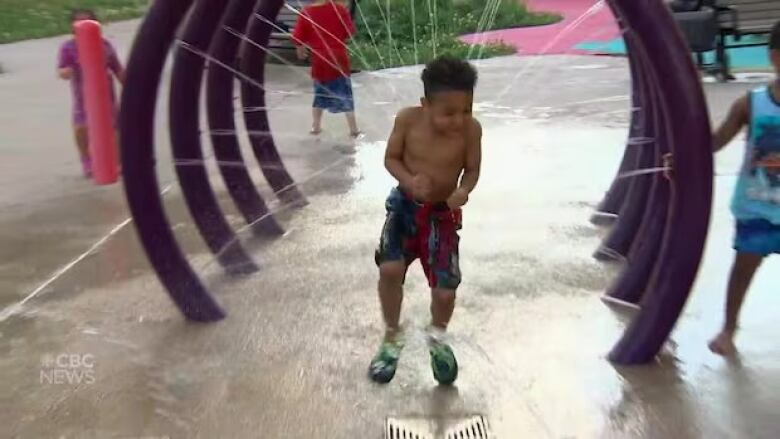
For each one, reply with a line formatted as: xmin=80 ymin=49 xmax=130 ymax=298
xmin=74 ymin=20 xmax=119 ymax=185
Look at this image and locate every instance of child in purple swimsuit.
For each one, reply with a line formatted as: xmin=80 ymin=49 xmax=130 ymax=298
xmin=57 ymin=9 xmax=124 ymax=177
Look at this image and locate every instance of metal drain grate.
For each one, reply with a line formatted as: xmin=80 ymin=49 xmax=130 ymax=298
xmin=386 ymin=416 xmax=490 ymax=439
xmin=444 ymin=416 xmax=490 ymax=439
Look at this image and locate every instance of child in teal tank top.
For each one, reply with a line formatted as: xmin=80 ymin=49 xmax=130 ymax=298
xmin=700 ymin=22 xmax=780 ymax=356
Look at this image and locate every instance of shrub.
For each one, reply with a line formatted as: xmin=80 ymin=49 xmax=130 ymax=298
xmin=0 ymin=0 xmax=149 ymax=43
xmin=350 ymin=0 xmax=560 ymax=70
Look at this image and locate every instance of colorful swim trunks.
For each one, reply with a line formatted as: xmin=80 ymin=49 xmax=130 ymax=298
xmin=734 ymin=218 xmax=780 ymax=256
xmin=375 ymin=187 xmax=462 ymax=289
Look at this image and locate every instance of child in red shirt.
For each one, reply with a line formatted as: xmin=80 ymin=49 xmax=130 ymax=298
xmin=292 ymin=0 xmax=360 ymax=137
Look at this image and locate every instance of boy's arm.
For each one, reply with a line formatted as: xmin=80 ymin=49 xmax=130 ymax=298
xmin=664 ymin=95 xmax=748 ymax=179
xmin=385 ymin=109 xmax=415 ymax=188
xmin=58 ymin=68 xmax=74 ymax=80
xmin=57 ymin=44 xmax=74 ymax=80
xmin=292 ymin=12 xmax=310 ymax=59
xmin=292 ymin=12 xmax=310 ymax=46
xmin=446 ymin=120 xmax=481 ymax=208
xmin=713 ymin=95 xmax=749 ymax=153
xmin=459 ymin=120 xmax=482 ymax=194
xmin=106 ymin=44 xmax=125 ymax=84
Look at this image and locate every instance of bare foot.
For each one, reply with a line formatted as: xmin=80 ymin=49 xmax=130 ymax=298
xmin=350 ymin=130 xmax=363 ymax=139
xmin=310 ymin=128 xmax=322 ymax=135
xmin=708 ymin=331 xmax=737 ymax=356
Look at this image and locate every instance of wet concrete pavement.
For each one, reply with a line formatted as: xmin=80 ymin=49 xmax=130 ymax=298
xmin=1 ymin=20 xmax=780 ymax=439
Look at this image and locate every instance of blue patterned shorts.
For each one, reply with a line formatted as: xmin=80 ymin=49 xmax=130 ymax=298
xmin=734 ymin=219 xmax=780 ymax=256
xmin=375 ymin=188 xmax=462 ymax=290
xmin=313 ymin=76 xmax=354 ymax=113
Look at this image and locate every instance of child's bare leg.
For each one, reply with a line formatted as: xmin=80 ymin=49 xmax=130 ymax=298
xmin=369 ymin=261 xmax=407 ymax=383
xmin=74 ymin=125 xmax=91 ymax=176
xmin=73 ymin=125 xmax=89 ymax=160
xmin=378 ymin=261 xmax=406 ymax=340
xmin=345 ymin=112 xmax=360 ymax=136
xmin=430 ymin=288 xmax=456 ymax=330
xmin=311 ymin=108 xmax=324 ymax=134
xmin=709 ymin=252 xmax=764 ymax=355
xmin=428 ymin=288 xmax=458 ymax=385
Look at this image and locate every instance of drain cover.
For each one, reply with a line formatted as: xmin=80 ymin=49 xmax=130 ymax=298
xmin=385 ymin=416 xmax=490 ymax=439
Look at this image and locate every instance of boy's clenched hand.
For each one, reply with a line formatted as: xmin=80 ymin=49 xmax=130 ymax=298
xmin=446 ymin=188 xmax=469 ymax=209
xmin=411 ymin=174 xmax=433 ymax=201
xmin=296 ymin=46 xmax=307 ymax=60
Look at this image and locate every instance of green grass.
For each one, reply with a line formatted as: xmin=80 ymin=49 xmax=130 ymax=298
xmin=0 ymin=0 xmax=149 ymax=44
xmin=454 ymin=0 xmax=561 ymax=32
xmin=350 ymin=0 xmax=561 ymax=70
xmin=350 ymin=38 xmax=517 ymax=71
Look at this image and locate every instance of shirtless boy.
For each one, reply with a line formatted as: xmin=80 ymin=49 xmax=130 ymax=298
xmin=369 ymin=56 xmax=482 ymax=385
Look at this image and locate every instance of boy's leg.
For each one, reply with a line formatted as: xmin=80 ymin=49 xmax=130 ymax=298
xmin=424 ymin=216 xmax=461 ymax=385
xmin=428 ymin=288 xmax=458 ymax=385
xmin=431 ymin=288 xmax=456 ymax=330
xmin=73 ymin=125 xmax=91 ymax=177
xmin=378 ymin=261 xmax=406 ymax=338
xmin=369 ymin=192 xmax=411 ymax=383
xmin=369 ymin=261 xmax=407 ymax=383
xmin=709 ymin=251 xmax=764 ymax=355
xmin=311 ymin=108 xmax=324 ymax=134
xmin=345 ymin=112 xmax=360 ymax=137
xmin=74 ymin=125 xmax=89 ymax=160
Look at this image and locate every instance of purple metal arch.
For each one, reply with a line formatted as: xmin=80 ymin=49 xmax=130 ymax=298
xmin=119 ymin=0 xmax=225 ymax=321
xmin=170 ymin=0 xmax=259 ymax=275
xmin=594 ymin=45 xmax=655 ymax=262
xmin=591 ymin=116 xmax=638 ymax=226
xmin=608 ymin=0 xmax=713 ymax=364
xmin=606 ymin=43 xmax=671 ymax=305
xmin=206 ymin=0 xmax=285 ymax=237
xmin=590 ymin=6 xmax=636 ymax=226
xmin=240 ymin=0 xmax=308 ymax=206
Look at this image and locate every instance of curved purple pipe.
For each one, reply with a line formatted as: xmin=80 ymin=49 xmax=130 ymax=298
xmin=591 ymin=3 xmax=638 ymax=225
xmin=609 ymin=0 xmax=713 ymax=364
xmin=591 ymin=140 xmax=636 ymax=226
xmin=240 ymin=0 xmax=307 ymax=205
xmin=170 ymin=0 xmax=259 ymax=275
xmin=607 ymin=47 xmax=671 ymax=304
xmin=594 ymin=51 xmax=655 ymax=261
xmin=119 ymin=0 xmax=225 ymax=321
xmin=207 ymin=0 xmax=285 ymax=237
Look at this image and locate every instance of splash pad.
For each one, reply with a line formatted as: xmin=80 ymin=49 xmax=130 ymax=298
xmin=119 ymin=0 xmax=713 ymax=365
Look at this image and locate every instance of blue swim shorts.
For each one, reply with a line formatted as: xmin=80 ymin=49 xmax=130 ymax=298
xmin=734 ymin=218 xmax=780 ymax=256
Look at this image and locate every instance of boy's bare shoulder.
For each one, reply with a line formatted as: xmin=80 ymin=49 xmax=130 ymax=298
xmin=468 ymin=117 xmax=482 ymax=137
xmin=728 ymin=94 xmax=750 ymax=121
xmin=395 ymin=107 xmax=423 ymax=124
xmin=735 ymin=94 xmax=749 ymax=110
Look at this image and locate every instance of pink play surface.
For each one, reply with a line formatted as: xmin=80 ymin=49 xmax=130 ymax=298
xmin=460 ymin=0 xmax=620 ymax=55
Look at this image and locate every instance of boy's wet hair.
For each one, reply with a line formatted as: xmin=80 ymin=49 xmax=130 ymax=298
xmin=70 ymin=9 xmax=98 ymax=23
xmin=421 ymin=55 xmax=478 ymax=98
xmin=772 ymin=21 xmax=780 ymax=51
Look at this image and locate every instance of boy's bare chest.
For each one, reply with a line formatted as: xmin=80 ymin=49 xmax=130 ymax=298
xmin=404 ymin=129 xmax=466 ymax=166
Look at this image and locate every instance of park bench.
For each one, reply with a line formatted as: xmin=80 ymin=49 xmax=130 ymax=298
xmin=672 ymin=0 xmax=780 ymax=81
xmin=670 ymin=2 xmax=722 ymax=77
xmin=713 ymin=0 xmax=780 ymax=79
